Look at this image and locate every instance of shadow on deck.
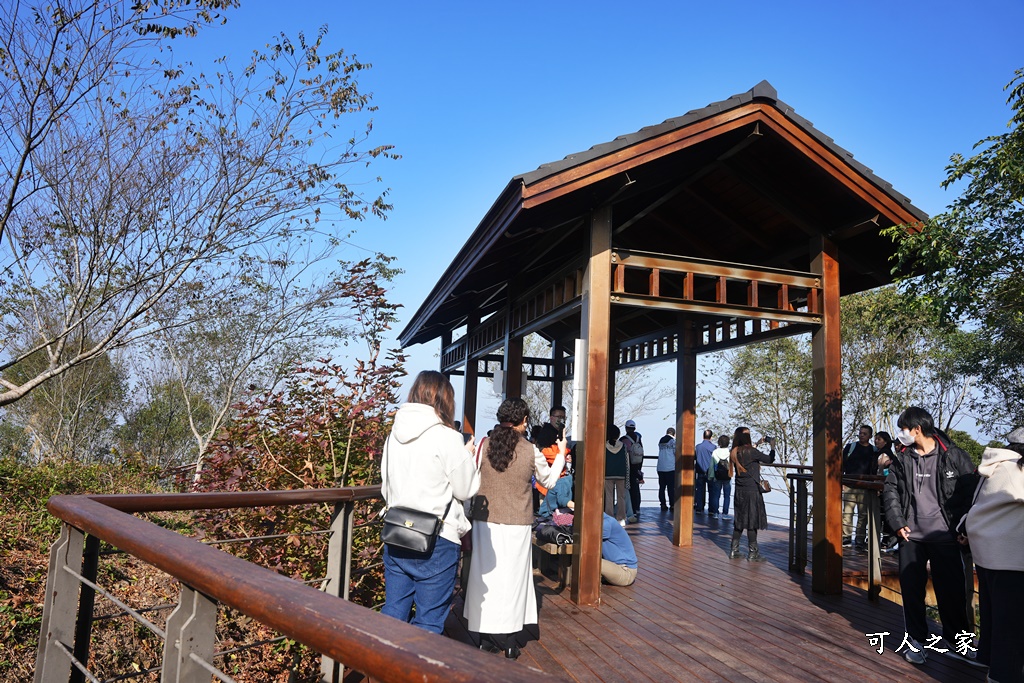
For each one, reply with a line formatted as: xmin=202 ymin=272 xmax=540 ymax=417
xmin=445 ymin=507 xmax=987 ymax=683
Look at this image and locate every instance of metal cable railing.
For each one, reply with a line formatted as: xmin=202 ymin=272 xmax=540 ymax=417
xmin=35 ymin=487 xmax=562 ymax=683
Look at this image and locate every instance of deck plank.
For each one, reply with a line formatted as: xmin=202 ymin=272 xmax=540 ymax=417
xmin=447 ymin=507 xmax=988 ymax=683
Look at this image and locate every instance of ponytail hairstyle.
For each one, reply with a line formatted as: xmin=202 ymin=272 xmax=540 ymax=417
xmin=487 ymin=398 xmax=530 ymax=472
xmin=405 ymin=370 xmax=456 ymax=428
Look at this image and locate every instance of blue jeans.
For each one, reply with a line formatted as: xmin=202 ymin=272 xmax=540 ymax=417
xmin=382 ymin=537 xmax=460 ymax=634
xmin=694 ymin=471 xmax=708 ymax=511
xmin=709 ymin=479 xmax=731 ymax=515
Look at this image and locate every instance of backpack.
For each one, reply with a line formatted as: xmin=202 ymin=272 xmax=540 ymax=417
xmin=626 ymin=435 xmax=644 ymax=465
xmin=714 ymin=458 xmax=729 ymax=480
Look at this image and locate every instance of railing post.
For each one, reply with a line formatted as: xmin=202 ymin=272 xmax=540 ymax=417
xmin=794 ymin=475 xmax=809 ymax=573
xmin=867 ymin=489 xmax=881 ymax=601
xmin=162 ymin=584 xmax=217 ymax=683
xmin=320 ymin=500 xmax=355 ymax=683
xmin=35 ymin=524 xmax=84 ymax=683
xmin=70 ymin=534 xmax=100 ymax=683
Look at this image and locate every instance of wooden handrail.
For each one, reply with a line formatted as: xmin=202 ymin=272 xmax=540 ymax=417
xmin=88 ymin=485 xmax=383 ymax=512
xmin=47 ymin=491 xmax=564 ymax=683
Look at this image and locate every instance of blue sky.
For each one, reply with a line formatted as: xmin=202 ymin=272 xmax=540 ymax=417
xmin=184 ymin=1 xmax=1022 ymax=435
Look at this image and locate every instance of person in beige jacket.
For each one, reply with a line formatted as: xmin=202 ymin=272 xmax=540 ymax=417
xmin=961 ymin=428 xmax=1024 ymax=683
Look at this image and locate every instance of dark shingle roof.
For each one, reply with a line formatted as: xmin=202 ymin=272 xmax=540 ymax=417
xmin=514 ymin=80 xmax=925 ymax=220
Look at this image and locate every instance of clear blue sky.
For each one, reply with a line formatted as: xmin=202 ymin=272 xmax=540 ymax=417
xmin=185 ymin=1 xmax=1022 ymax=433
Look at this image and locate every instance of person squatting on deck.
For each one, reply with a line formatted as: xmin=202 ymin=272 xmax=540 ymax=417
xmin=959 ymin=428 xmax=1024 ymax=682
xmin=728 ymin=427 xmax=775 ymax=561
xmin=882 ymin=406 xmax=979 ymax=666
xmin=465 ymin=398 xmax=567 ymax=659
xmin=380 ymin=371 xmax=480 ymax=634
xmin=601 ymin=512 xmax=638 ymax=586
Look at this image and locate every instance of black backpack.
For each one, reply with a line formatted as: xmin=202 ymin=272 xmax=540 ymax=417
xmin=714 ymin=459 xmax=729 ymax=480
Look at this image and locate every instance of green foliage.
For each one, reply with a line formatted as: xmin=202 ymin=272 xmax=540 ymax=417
xmin=840 ymin=286 xmax=975 ymax=437
xmin=884 ymin=68 xmax=1024 ymax=429
xmin=718 ymin=337 xmax=813 ymax=464
xmin=2 ymin=342 xmax=128 ymax=461
xmin=116 ymin=380 xmax=214 ymax=470
xmin=0 ymin=455 xmax=163 ymax=540
xmin=946 ymin=428 xmax=985 ymax=467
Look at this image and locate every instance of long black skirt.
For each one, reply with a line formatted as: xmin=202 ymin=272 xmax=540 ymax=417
xmin=733 ymin=486 xmax=767 ymax=531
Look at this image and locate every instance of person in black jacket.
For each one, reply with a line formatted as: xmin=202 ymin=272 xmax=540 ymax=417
xmin=882 ymin=406 xmax=980 ymax=666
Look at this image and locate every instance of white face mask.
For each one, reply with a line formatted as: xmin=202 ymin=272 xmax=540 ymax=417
xmin=896 ymin=429 xmax=915 ymax=447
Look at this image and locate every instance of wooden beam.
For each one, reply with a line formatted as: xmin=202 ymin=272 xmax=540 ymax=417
xmin=674 ymin=320 xmax=696 ymax=546
xmin=810 ymin=236 xmax=843 ymax=595
xmin=571 ymin=205 xmax=613 ymax=607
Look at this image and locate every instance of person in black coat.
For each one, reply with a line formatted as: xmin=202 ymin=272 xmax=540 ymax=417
xmin=728 ymin=427 xmax=776 ymax=562
xmin=881 ymin=406 xmax=979 ymax=666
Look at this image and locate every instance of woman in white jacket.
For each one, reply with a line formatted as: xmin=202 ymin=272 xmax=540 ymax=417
xmin=961 ymin=430 xmax=1024 ymax=683
xmin=380 ymin=371 xmax=479 ymax=634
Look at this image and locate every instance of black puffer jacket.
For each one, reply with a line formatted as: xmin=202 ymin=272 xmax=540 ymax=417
xmin=882 ymin=429 xmax=978 ymax=537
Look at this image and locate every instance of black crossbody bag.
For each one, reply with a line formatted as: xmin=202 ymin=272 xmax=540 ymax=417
xmin=380 ymin=431 xmax=453 ymax=554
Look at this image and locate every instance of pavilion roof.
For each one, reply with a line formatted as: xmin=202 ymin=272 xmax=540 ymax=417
xmin=399 ymin=81 xmax=927 ymax=349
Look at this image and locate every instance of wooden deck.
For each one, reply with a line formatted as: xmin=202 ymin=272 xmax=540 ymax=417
xmin=446 ymin=506 xmax=987 ymax=683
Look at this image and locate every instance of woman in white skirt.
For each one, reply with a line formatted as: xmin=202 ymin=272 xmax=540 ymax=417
xmin=465 ymin=398 xmax=566 ymax=659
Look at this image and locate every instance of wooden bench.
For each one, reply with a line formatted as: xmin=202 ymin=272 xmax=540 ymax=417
xmin=532 ymin=540 xmax=573 ymax=588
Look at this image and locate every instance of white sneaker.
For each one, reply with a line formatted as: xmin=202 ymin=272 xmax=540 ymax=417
xmin=619 ymin=519 xmax=626 ymax=528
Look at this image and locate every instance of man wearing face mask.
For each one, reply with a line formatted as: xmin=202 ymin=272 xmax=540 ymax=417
xmin=882 ymin=406 xmax=980 ymax=666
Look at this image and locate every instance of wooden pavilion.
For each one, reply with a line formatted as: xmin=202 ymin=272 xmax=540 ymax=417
xmin=398 ymin=81 xmax=926 ymax=607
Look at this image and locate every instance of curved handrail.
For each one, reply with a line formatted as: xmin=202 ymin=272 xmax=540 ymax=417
xmin=47 ymin=490 xmax=564 ymax=683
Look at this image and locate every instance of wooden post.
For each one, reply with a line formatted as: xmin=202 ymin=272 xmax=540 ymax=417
xmin=810 ymin=236 xmax=843 ymax=594
xmin=441 ymin=330 xmax=452 ymax=379
xmin=463 ymin=314 xmax=479 ymax=436
xmin=503 ymin=332 xmax=524 ymax=400
xmin=552 ymin=340 xmax=566 ymax=410
xmin=570 ymin=205 xmax=612 ymax=607
xmin=674 ymin=320 xmax=696 ymax=546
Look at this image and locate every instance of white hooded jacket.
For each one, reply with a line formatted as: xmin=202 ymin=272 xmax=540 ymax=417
xmin=963 ymin=447 xmax=1024 ymax=571
xmin=381 ymin=402 xmax=480 ymax=546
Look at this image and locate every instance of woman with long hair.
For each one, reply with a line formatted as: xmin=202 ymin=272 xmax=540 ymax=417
xmin=380 ymin=371 xmax=479 ymax=634
xmin=728 ymin=427 xmax=775 ymax=561
xmin=464 ymin=398 xmax=566 ymax=659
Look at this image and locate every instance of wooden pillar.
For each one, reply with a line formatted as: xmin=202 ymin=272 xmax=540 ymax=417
xmin=441 ymin=331 xmax=452 ymax=379
xmin=673 ymin=320 xmax=696 ymax=546
xmin=463 ymin=316 xmax=479 ymax=436
xmin=810 ymin=236 xmax=843 ymax=594
xmin=503 ymin=333 xmax=524 ymax=400
xmin=570 ymin=205 xmax=612 ymax=607
xmin=552 ymin=340 xmax=565 ymax=409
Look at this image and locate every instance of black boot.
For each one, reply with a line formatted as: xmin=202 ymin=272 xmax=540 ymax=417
xmin=747 ymin=534 xmax=765 ymax=562
xmin=728 ymin=530 xmax=742 ymax=559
